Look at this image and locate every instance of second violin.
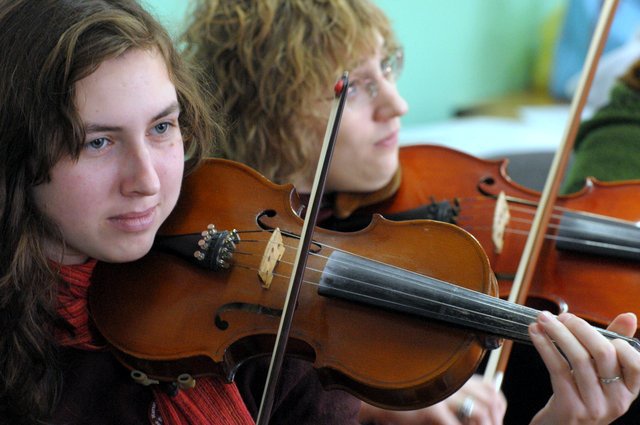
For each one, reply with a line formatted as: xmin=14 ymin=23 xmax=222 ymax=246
xmin=352 ymin=144 xmax=640 ymax=328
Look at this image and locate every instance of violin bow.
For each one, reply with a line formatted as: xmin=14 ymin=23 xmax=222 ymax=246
xmin=255 ymin=73 xmax=350 ymax=424
xmin=483 ymin=0 xmax=620 ymax=388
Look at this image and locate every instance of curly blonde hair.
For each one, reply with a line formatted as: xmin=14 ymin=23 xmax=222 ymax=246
xmin=182 ymin=0 xmax=398 ymax=184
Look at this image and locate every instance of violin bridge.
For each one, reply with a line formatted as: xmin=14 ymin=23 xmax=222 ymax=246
xmin=258 ymin=228 xmax=285 ymax=288
xmin=492 ymin=191 xmax=510 ymax=254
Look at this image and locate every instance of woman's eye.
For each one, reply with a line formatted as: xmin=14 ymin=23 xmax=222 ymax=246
xmin=154 ymin=122 xmax=171 ymax=134
xmin=86 ymin=137 xmax=109 ymax=150
xmin=347 ymin=81 xmax=360 ymax=97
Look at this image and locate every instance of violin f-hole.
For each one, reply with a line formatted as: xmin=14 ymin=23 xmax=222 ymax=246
xmin=257 ymin=210 xmax=322 ymax=253
xmin=214 ymin=302 xmax=283 ymax=330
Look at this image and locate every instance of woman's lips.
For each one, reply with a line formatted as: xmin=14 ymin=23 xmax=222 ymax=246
xmin=109 ymin=206 xmax=156 ymax=232
xmin=375 ymin=131 xmax=399 ymax=148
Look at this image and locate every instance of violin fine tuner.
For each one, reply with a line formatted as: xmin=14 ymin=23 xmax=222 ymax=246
xmin=152 ymin=225 xmax=240 ymax=271
xmin=193 ymin=225 xmax=240 ymax=270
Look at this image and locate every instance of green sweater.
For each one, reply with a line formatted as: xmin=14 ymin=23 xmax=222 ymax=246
xmin=562 ymin=81 xmax=640 ymax=194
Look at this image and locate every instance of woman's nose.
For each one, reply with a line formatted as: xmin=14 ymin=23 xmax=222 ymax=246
xmin=374 ymin=80 xmax=409 ymax=121
xmin=120 ymin=141 xmax=161 ymax=196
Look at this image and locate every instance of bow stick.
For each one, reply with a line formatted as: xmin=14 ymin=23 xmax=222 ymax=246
xmin=483 ymin=0 xmax=620 ymax=388
xmin=256 ymin=72 xmax=349 ymax=424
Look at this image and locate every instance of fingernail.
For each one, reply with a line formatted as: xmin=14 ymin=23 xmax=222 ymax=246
xmin=557 ymin=313 xmax=574 ymax=323
xmin=538 ymin=311 xmax=552 ymax=322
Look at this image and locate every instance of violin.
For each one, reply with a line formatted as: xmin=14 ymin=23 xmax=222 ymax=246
xmin=89 ymin=158 xmax=639 ymax=410
xmin=352 ymin=144 xmax=640 ymax=328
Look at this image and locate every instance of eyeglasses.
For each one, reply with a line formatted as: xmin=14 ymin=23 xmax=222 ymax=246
xmin=346 ymin=47 xmax=404 ymax=108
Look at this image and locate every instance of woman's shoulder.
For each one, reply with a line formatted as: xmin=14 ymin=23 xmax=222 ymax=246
xmin=573 ymin=80 xmax=640 ymax=157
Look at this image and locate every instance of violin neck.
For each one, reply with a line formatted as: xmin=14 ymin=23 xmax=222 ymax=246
xmin=556 ymin=211 xmax=640 ymax=261
xmin=318 ymin=251 xmax=640 ymax=350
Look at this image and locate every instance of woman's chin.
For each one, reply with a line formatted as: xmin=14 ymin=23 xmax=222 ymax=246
xmin=98 ymin=240 xmax=155 ymax=264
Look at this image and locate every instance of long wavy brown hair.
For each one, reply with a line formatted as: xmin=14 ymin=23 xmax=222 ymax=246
xmin=182 ymin=0 xmax=398 ymax=184
xmin=0 ymin=0 xmax=221 ymax=422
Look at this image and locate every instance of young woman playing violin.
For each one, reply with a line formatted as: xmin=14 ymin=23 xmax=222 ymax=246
xmin=0 ymin=1 xmax=454 ymax=424
xmin=0 ymin=1 xmax=243 ymax=423
xmin=182 ymin=0 xmax=640 ymax=424
xmin=0 ymin=0 xmax=255 ymax=423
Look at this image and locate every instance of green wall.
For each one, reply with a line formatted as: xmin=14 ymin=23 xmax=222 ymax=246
xmin=144 ymin=0 xmax=563 ymax=126
xmin=377 ymin=0 xmax=563 ymax=124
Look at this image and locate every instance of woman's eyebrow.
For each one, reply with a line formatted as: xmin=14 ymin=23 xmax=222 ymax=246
xmin=84 ymin=102 xmax=181 ymax=133
xmin=151 ymin=101 xmax=180 ymax=122
xmin=84 ymin=123 xmax=122 ymax=134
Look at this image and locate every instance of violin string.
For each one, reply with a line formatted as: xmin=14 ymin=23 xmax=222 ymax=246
xmin=460 ymin=196 xmax=639 ymax=227
xmin=459 ymin=205 xmax=566 ymax=227
xmin=509 ymin=209 xmax=640 ymax=245
xmin=461 ymin=216 xmax=566 ymax=234
xmin=234 ymin=229 xmax=271 ymax=235
xmin=460 ymin=218 xmax=640 ymax=256
xmin=235 ymin=236 xmax=538 ymax=340
xmin=239 ymin=222 xmax=640 ymax=281
xmin=234 ymin=250 xmax=257 ymax=256
xmin=233 ymin=255 xmax=536 ymax=343
xmin=461 ymin=220 xmax=640 ymax=253
xmin=461 ymin=226 xmax=640 ymax=254
xmin=458 ymin=212 xmax=563 ymax=232
xmin=233 ymin=195 xmax=639 ymax=272
xmin=456 ymin=200 xmax=640 ymax=252
xmin=234 ymin=235 xmax=635 ymax=344
xmin=458 ymin=225 xmax=640 ymax=257
xmin=235 ymin=252 xmax=637 ymax=345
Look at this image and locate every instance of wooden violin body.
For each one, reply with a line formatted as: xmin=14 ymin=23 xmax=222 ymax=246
xmin=90 ymin=158 xmax=498 ymax=409
xmin=365 ymin=144 xmax=640 ymax=327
